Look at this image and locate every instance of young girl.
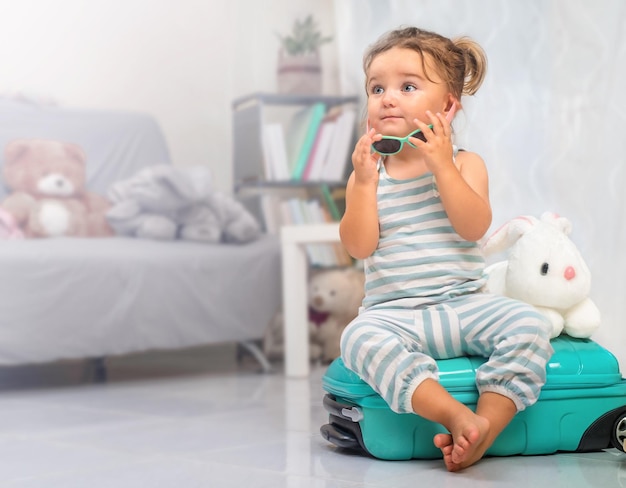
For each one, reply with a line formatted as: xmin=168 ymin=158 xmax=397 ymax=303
xmin=339 ymin=26 xmax=554 ymax=472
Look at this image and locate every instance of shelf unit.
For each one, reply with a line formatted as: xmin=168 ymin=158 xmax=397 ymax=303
xmin=232 ymin=92 xmax=359 ymax=249
xmin=232 ymin=92 xmax=359 ymax=190
xmin=231 ymin=94 xmax=360 ymax=370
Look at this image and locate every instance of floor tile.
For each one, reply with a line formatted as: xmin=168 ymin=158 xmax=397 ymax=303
xmin=0 ymin=437 xmax=151 ymax=483
xmin=0 ymin=346 xmax=623 ymax=487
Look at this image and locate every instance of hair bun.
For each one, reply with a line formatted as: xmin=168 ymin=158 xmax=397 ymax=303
xmin=453 ymin=37 xmax=488 ymax=96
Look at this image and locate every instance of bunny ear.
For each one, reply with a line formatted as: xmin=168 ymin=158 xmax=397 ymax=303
xmin=481 ymin=215 xmax=538 ymax=256
xmin=540 ymin=211 xmax=572 ymax=236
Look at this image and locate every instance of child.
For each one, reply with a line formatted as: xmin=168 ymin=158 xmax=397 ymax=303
xmin=339 ymin=26 xmax=554 ymax=472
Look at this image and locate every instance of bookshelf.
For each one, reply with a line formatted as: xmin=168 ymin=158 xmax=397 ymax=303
xmin=232 ymin=92 xmax=359 ymax=267
xmin=232 ymin=92 xmax=359 ymax=189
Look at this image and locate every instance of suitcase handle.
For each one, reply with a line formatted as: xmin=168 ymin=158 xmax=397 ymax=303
xmin=323 ymin=394 xmax=363 ymax=422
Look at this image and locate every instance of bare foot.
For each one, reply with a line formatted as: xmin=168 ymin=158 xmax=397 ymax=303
xmin=433 ymin=414 xmax=490 ymax=472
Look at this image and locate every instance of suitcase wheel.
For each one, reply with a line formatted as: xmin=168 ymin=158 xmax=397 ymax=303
xmin=320 ymin=423 xmax=361 ymax=449
xmin=613 ymin=411 xmax=626 ymax=452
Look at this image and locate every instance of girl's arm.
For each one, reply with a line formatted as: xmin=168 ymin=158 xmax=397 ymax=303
xmin=339 ymin=129 xmax=381 ymax=259
xmin=412 ymin=111 xmax=492 ymax=241
xmin=433 ymin=151 xmax=492 ymax=242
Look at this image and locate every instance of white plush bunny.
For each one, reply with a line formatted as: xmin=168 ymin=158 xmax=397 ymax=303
xmin=481 ymin=212 xmax=601 ymax=339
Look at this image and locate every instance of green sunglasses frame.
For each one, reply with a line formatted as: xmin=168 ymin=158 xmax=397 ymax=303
xmin=371 ymin=125 xmax=434 ymax=156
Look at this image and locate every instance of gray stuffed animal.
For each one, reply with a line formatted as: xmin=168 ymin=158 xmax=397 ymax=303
xmin=106 ymin=164 xmax=260 ymax=243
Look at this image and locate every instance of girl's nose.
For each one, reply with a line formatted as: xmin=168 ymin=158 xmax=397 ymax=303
xmin=382 ymin=90 xmax=397 ymax=106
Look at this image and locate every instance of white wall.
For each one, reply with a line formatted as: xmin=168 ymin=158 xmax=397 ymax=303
xmin=0 ymin=0 xmax=338 ymax=192
xmin=334 ymin=0 xmax=626 ymax=372
xmin=231 ymin=0 xmax=339 ymax=98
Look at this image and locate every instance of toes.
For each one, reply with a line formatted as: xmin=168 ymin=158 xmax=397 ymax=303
xmin=442 ymin=453 xmax=462 ymax=472
xmin=435 ymin=425 xmax=488 ymax=471
xmin=455 ymin=435 xmax=470 ymax=451
xmin=433 ymin=433 xmax=452 ymax=449
xmin=451 ymin=445 xmax=466 ymax=464
xmin=440 ymin=444 xmax=454 ymax=456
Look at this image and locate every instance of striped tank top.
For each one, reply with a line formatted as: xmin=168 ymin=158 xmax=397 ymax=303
xmin=363 ymin=160 xmax=486 ymax=309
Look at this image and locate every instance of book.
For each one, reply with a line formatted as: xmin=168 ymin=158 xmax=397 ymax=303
xmin=259 ymin=194 xmax=282 ymax=234
xmin=303 ymin=119 xmax=336 ymax=181
xmin=305 ymin=199 xmax=338 ymax=267
xmin=286 ymin=103 xmax=327 ymax=180
xmin=321 ymin=108 xmax=357 ymax=181
xmin=311 ymin=198 xmax=353 ymax=267
xmin=283 ymin=198 xmax=322 ymax=265
xmin=320 ymin=184 xmax=341 ymax=221
xmin=263 ymin=123 xmax=290 ymax=181
xmin=272 ymin=124 xmax=291 ymax=181
xmin=302 ymin=199 xmax=327 ymax=265
xmin=279 ymin=198 xmax=295 ymax=226
xmin=261 ymin=124 xmax=275 ymax=180
xmin=301 ymin=121 xmax=323 ymax=181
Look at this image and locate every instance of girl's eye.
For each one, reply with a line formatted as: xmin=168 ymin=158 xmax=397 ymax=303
xmin=402 ymin=84 xmax=417 ymax=92
xmin=371 ymin=86 xmax=384 ymax=95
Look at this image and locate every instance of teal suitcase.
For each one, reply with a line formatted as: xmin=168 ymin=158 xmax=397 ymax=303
xmin=320 ymin=336 xmax=626 ymax=460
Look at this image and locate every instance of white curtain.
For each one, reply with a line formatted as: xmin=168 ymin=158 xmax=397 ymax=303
xmin=333 ymin=0 xmax=626 ymax=369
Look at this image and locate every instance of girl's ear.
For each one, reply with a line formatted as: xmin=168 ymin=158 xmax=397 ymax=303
xmin=444 ymin=95 xmax=459 ymax=122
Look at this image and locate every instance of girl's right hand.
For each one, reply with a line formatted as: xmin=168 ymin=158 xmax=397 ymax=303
xmin=351 ymin=128 xmax=381 ymax=185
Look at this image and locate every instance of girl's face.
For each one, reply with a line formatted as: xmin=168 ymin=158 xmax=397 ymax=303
xmin=366 ymin=47 xmax=453 ymax=137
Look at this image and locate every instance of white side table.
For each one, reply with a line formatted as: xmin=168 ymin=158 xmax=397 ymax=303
xmin=280 ymin=223 xmax=341 ymax=377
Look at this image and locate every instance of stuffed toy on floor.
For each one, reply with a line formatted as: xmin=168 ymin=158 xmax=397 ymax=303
xmin=481 ymin=211 xmax=601 ymax=339
xmin=0 ymin=138 xmax=113 ymax=238
xmin=308 ymin=267 xmax=365 ymax=363
xmin=263 ymin=267 xmax=365 ymax=363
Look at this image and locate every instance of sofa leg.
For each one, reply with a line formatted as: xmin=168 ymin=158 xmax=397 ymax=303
xmin=239 ymin=341 xmax=273 ymax=373
xmin=86 ymin=357 xmax=108 ymax=383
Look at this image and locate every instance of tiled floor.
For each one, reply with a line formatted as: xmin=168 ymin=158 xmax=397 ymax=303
xmin=0 ymin=344 xmax=624 ymax=487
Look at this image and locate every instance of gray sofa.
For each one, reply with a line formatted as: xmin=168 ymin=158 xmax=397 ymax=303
xmin=0 ymin=98 xmax=282 ymax=374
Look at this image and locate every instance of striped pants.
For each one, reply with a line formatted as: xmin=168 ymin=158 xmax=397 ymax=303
xmin=340 ymin=293 xmax=554 ymax=414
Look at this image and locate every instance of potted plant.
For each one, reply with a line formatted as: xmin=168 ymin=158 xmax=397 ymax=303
xmin=276 ymin=15 xmax=332 ymax=95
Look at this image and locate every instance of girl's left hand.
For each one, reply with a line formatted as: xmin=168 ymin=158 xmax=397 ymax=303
xmin=410 ymin=111 xmax=455 ymax=174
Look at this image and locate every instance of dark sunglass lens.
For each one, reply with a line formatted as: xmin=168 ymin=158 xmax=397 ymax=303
xmin=373 ymin=139 xmax=401 ymax=154
xmin=410 ymin=130 xmax=427 ymax=143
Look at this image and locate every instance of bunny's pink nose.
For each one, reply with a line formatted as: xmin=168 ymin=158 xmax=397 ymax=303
xmin=564 ymin=266 xmax=576 ymax=281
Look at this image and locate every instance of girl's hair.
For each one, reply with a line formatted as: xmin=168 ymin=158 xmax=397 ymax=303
xmin=363 ymin=26 xmax=487 ymax=100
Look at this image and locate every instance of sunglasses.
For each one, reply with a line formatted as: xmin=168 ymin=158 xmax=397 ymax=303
xmin=369 ymin=104 xmax=458 ymax=156
xmin=371 ymin=126 xmax=433 ymax=156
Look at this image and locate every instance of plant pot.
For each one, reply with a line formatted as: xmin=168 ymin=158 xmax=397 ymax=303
xmin=277 ymin=50 xmax=322 ymax=95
